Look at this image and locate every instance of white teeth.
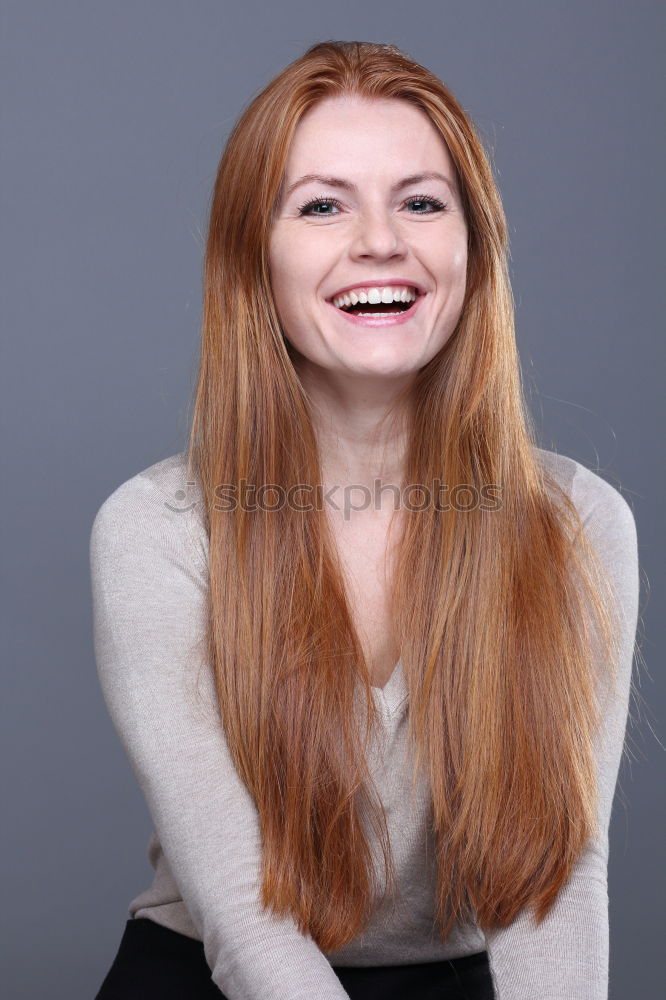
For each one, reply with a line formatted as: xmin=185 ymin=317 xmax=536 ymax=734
xmin=332 ymin=285 xmax=418 ymax=310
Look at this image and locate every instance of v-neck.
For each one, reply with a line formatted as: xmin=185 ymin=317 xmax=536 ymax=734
xmin=370 ymin=657 xmax=408 ymax=716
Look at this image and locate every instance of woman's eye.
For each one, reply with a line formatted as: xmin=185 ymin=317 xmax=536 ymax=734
xmin=405 ymin=195 xmax=448 ymax=214
xmin=296 ymin=194 xmax=448 ymax=217
xmin=297 ymin=196 xmax=343 ymax=216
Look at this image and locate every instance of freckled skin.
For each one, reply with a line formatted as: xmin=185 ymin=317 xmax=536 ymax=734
xmin=269 ymin=94 xmax=469 ymax=387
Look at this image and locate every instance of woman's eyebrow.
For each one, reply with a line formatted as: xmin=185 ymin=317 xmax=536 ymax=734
xmin=284 ymin=171 xmax=453 ymax=199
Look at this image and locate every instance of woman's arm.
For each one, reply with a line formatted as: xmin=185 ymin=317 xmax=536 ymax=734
xmin=89 ymin=464 xmax=350 ymax=1000
xmin=483 ymin=460 xmax=640 ymax=1000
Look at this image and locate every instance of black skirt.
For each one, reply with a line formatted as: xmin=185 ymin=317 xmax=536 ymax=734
xmin=95 ymin=916 xmax=496 ymax=999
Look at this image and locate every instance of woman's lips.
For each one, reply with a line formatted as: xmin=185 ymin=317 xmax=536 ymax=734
xmin=326 ymin=293 xmax=425 ymax=327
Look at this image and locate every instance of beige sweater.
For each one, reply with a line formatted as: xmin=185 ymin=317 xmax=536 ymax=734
xmin=89 ymin=447 xmax=639 ymax=999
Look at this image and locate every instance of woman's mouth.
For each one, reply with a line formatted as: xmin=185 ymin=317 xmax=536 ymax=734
xmin=326 ymin=291 xmax=425 ymax=327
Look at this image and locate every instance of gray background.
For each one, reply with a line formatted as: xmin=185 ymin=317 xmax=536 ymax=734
xmin=1 ymin=1 xmax=663 ymax=997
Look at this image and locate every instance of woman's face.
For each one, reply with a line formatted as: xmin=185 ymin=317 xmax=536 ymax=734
xmin=269 ymin=94 xmax=468 ymax=382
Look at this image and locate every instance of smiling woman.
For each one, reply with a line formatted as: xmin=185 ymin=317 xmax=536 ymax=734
xmin=91 ymin=39 xmax=639 ymax=1000
xmin=269 ymin=94 xmax=468 ymax=373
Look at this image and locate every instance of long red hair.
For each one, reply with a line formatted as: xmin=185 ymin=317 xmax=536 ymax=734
xmin=184 ymin=40 xmax=626 ymax=950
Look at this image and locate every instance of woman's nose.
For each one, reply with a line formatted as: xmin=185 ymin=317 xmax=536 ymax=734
xmin=348 ymin=210 xmax=407 ymax=257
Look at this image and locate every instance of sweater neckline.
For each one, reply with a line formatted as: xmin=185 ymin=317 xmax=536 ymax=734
xmin=370 ymin=657 xmax=408 ymax=716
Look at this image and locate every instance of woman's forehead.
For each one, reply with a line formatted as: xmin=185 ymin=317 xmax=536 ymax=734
xmin=283 ymin=100 xmax=456 ymax=187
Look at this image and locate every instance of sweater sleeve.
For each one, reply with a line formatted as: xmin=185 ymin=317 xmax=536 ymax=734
xmin=482 ymin=462 xmax=640 ymax=1000
xmin=89 ymin=472 xmax=350 ymax=1000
